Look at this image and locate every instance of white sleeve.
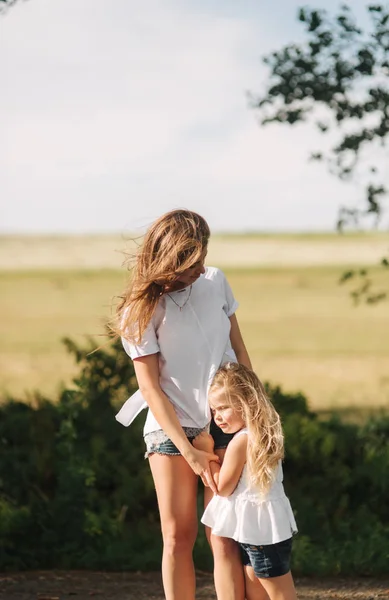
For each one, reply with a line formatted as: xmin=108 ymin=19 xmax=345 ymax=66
xmin=121 ymin=316 xmax=160 ymax=360
xmin=219 ymin=269 xmax=239 ymax=317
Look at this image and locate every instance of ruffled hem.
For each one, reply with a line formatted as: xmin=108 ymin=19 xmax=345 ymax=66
xmin=201 ymin=495 xmax=297 ymax=546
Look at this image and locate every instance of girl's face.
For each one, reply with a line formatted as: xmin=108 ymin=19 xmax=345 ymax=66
xmin=210 ymin=392 xmax=245 ymax=434
xmin=174 ymin=247 xmax=207 ymax=288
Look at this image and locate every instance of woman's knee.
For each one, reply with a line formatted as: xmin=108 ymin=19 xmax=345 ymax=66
xmin=162 ymin=520 xmax=198 ymax=555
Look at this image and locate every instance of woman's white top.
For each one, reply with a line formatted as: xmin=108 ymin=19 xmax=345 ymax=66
xmin=201 ymin=429 xmax=298 ymax=545
xmin=115 ymin=267 xmax=238 ymax=436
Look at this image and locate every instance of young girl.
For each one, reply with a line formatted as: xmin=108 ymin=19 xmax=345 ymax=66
xmin=194 ymin=362 xmax=298 ymax=600
xmin=114 ymin=209 xmax=252 ymax=600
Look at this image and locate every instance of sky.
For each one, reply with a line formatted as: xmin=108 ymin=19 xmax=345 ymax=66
xmin=0 ymin=0 xmax=378 ymax=234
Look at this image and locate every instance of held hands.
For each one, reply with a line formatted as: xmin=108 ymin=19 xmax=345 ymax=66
xmin=184 ymin=436 xmax=219 ymax=493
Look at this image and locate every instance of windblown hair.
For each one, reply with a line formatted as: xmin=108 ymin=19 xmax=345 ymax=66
xmin=115 ymin=209 xmax=210 ymax=343
xmin=209 ymin=363 xmax=284 ymax=494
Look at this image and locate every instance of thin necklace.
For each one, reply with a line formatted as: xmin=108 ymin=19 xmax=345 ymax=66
xmin=167 ymin=285 xmax=192 ymax=311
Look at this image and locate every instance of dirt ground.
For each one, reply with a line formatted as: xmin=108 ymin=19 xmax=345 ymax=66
xmin=0 ymin=571 xmax=388 ymax=600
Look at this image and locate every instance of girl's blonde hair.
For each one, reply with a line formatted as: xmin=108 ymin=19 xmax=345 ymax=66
xmin=209 ymin=363 xmax=284 ymax=494
xmin=116 ymin=209 xmax=210 ymax=343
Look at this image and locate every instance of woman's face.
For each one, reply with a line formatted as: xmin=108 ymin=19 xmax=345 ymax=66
xmin=174 ymin=247 xmax=207 ymax=288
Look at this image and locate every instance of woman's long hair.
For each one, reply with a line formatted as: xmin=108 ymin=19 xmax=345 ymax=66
xmin=115 ymin=209 xmax=210 ymax=343
xmin=209 ymin=363 xmax=284 ymax=494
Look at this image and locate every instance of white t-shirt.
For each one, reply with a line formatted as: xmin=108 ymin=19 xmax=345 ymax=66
xmin=115 ymin=267 xmax=238 ymax=435
xmin=201 ymin=429 xmax=298 ymax=545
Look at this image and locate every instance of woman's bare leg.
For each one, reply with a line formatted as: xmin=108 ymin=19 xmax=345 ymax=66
xmin=203 ymin=447 xmax=245 ymax=600
xmin=149 ymin=453 xmax=199 ymax=600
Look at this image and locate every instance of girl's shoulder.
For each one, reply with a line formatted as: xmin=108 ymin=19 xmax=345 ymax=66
xmin=233 ymin=427 xmax=248 ymax=439
xmin=226 ymin=428 xmax=248 ymax=455
xmin=224 ymin=427 xmax=248 ymax=463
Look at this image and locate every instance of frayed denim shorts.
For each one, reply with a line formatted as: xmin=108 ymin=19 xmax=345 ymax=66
xmin=240 ymin=537 xmax=293 ymax=579
xmin=144 ymin=418 xmax=234 ymax=457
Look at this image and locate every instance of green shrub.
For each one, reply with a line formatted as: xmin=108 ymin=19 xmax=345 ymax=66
xmin=0 ymin=336 xmax=388 ymax=574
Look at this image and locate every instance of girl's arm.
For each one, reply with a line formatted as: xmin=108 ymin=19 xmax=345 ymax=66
xmin=133 ymin=354 xmax=220 ymax=492
xmin=229 ymin=314 xmax=252 ymax=369
xmin=211 ymin=433 xmax=247 ymax=497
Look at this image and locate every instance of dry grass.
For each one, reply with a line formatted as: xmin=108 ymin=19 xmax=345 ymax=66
xmin=0 ymin=231 xmax=388 ymax=269
xmin=233 ymin=267 xmax=389 ymax=412
xmin=1 ymin=257 xmax=388 ymax=412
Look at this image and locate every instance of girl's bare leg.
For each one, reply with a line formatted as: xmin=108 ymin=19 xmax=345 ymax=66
xmin=149 ymin=453 xmax=199 ymax=600
xmin=203 ymin=447 xmax=245 ymax=600
xmin=244 ymin=565 xmax=269 ymax=600
xmin=256 ymin=571 xmax=297 ymax=600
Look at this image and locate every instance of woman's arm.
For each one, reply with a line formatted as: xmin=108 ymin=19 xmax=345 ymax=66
xmin=229 ymin=314 xmax=252 ymax=369
xmin=211 ymin=434 xmax=247 ymax=497
xmin=133 ymin=354 xmax=220 ymax=491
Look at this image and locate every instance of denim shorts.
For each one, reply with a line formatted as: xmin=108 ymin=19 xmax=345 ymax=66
xmin=144 ymin=418 xmax=234 ymax=457
xmin=239 ymin=537 xmax=293 ymax=579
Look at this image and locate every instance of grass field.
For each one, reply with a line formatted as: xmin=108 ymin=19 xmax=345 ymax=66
xmin=1 ymin=232 xmax=388 ymax=414
xmin=1 ymin=231 xmax=388 ymax=269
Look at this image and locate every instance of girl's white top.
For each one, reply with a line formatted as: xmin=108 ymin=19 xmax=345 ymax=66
xmin=201 ymin=429 xmax=298 ymax=545
xmin=115 ymin=267 xmax=238 ymax=436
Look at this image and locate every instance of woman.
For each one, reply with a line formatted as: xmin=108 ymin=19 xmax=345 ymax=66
xmin=115 ymin=209 xmax=252 ymax=600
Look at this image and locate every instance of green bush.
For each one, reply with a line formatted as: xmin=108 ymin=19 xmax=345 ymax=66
xmin=0 ymin=337 xmax=388 ymax=574
xmin=0 ymin=337 xmax=159 ymax=570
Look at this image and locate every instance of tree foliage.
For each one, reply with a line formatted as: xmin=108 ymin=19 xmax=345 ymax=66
xmin=253 ymin=2 xmax=389 ymax=302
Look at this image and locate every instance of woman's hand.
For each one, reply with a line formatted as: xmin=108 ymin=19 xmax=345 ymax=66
xmin=183 ymin=446 xmax=220 ymax=493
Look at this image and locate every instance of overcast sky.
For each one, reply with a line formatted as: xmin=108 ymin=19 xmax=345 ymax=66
xmin=1 ymin=0 xmax=375 ymax=234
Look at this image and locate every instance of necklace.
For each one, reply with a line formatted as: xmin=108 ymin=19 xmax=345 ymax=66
xmin=167 ymin=285 xmax=192 ymax=311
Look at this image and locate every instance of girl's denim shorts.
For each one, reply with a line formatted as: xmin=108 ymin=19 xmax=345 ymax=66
xmin=144 ymin=418 xmax=234 ymax=457
xmin=239 ymin=537 xmax=293 ymax=579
